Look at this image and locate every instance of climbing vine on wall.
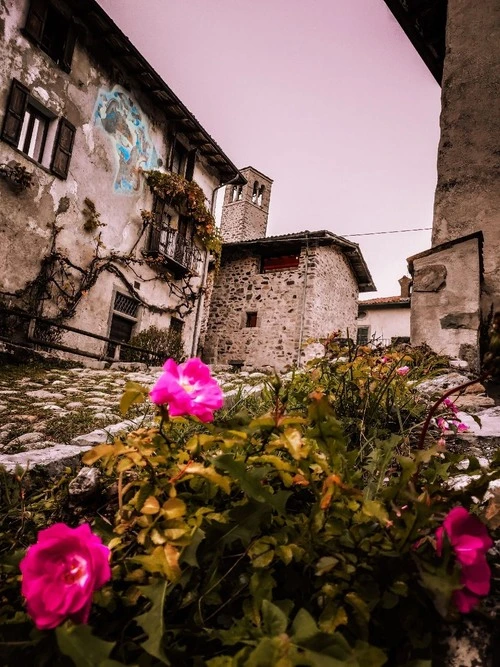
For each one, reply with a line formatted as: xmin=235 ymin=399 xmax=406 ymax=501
xmin=143 ymin=169 xmax=222 ymax=260
xmin=0 ymin=201 xmax=204 ymax=326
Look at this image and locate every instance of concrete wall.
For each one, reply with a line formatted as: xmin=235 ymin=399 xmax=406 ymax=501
xmin=357 ymin=306 xmax=410 ymax=345
xmin=204 ymin=242 xmax=360 ymax=371
xmin=432 ymin=0 xmax=500 ymax=322
xmin=410 ymin=236 xmax=481 ymax=369
xmin=220 ymin=167 xmax=272 ymax=242
xmin=0 ymin=0 xmax=221 ymax=359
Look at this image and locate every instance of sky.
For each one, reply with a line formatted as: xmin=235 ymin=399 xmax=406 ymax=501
xmin=99 ymin=0 xmax=442 ymax=297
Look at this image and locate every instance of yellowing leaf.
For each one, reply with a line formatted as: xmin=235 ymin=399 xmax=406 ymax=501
xmin=162 ymin=497 xmax=186 ymax=519
xmin=82 ymin=444 xmax=114 ymax=466
xmin=362 ymin=500 xmax=389 ymax=525
xmin=141 ymin=496 xmax=160 ymax=515
xmin=120 ymin=381 xmax=148 ymax=416
xmin=186 ymin=462 xmax=231 ymax=494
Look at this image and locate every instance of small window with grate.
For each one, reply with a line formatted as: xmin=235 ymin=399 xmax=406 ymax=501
xmin=114 ymin=292 xmax=140 ymax=318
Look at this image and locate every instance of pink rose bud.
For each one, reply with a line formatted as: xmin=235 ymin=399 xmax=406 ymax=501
xmin=435 ymin=507 xmax=492 ymax=613
xmin=20 ymin=523 xmax=111 ymax=630
xmin=150 ymin=357 xmax=224 ymax=422
xmin=396 ymin=366 xmax=410 ymax=376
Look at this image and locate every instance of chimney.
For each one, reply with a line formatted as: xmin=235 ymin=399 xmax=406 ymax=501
xmin=398 ymin=275 xmax=411 ymax=299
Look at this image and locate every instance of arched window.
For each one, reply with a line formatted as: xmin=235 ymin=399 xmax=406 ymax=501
xmin=257 ymin=185 xmax=265 ymax=207
xmin=231 ymin=184 xmax=243 ymax=202
xmin=252 ymin=180 xmax=259 ymax=204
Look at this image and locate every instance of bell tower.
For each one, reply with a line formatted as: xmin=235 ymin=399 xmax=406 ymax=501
xmin=220 ymin=166 xmax=273 ymax=242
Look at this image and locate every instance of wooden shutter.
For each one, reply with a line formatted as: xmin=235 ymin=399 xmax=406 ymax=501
xmin=185 ymin=149 xmax=197 ymax=181
xmin=1 ymin=79 xmax=29 ymax=146
xmin=50 ymin=117 xmax=75 ymax=178
xmin=24 ymin=0 xmax=48 ymax=44
xmin=60 ymin=21 xmax=77 ymax=73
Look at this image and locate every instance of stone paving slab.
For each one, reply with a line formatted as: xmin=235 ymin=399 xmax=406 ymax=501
xmin=0 ymin=363 xmax=268 ymax=472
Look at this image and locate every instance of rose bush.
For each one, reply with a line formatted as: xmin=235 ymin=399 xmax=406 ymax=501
xmin=1 ymin=344 xmax=499 ymax=665
xmin=19 ymin=523 xmax=111 ymax=629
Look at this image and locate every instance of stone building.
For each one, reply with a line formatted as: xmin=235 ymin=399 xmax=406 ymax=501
xmin=384 ymin=0 xmax=500 ymax=369
xmin=203 ymin=167 xmax=375 ymax=370
xmin=357 ymin=276 xmax=411 ymax=346
xmin=0 ymin=0 xmax=241 ymax=361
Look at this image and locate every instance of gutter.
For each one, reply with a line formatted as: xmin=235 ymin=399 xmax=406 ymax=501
xmin=296 ymin=232 xmax=310 ymax=366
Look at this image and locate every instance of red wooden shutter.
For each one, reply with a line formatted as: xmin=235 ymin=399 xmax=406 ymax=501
xmin=1 ymin=79 xmax=29 ymax=146
xmin=23 ymin=0 xmax=48 ymax=44
xmin=50 ymin=117 xmax=75 ymax=179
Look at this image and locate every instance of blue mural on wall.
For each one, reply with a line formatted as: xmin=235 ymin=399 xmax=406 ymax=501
xmin=93 ymin=86 xmax=160 ymax=194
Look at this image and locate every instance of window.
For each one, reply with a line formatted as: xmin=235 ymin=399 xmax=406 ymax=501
xmin=23 ymin=0 xmax=76 ymax=72
xmin=356 ymin=326 xmax=370 ymax=346
xmin=246 ymin=312 xmax=258 ymax=328
xmin=145 ymin=196 xmax=201 ymax=273
xmin=1 ymin=79 xmax=75 ymax=178
xmin=231 ymin=184 xmax=243 ymax=202
xmin=170 ymin=140 xmax=188 ymax=175
xmin=257 ymin=185 xmax=265 ymax=207
xmin=107 ymin=291 xmax=140 ymax=358
xmin=251 ymin=180 xmax=259 ymax=204
xmin=261 ymin=253 xmax=300 ymax=272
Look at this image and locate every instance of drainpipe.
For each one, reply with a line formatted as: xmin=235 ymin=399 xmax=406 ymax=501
xmin=296 ymin=232 xmax=310 ymax=366
xmin=190 ymin=172 xmax=246 ymax=357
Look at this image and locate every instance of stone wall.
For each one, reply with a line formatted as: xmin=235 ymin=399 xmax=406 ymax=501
xmin=204 ymin=247 xmax=305 ymax=369
xmin=302 ymin=245 xmax=359 ymax=360
xmin=0 ymin=0 xmax=224 ymax=359
xmin=410 ymin=235 xmax=482 ymax=369
xmin=204 ymin=241 xmax=360 ymax=371
xmin=432 ymin=0 xmax=500 ymax=323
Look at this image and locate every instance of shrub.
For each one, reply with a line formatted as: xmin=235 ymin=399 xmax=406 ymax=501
xmin=122 ymin=325 xmax=185 ymax=364
xmin=0 ymin=346 xmax=498 ymax=666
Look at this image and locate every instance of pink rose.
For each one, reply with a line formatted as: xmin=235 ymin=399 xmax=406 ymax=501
xmin=437 ymin=417 xmax=450 ymax=432
xmin=443 ymin=397 xmax=459 ymax=415
xmin=436 ymin=507 xmax=492 ymax=613
xmin=20 ymin=523 xmax=111 ymax=630
xmin=396 ymin=366 xmax=410 ymax=376
xmin=150 ymin=357 xmax=224 ymax=422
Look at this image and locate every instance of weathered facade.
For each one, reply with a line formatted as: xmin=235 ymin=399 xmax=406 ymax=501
xmin=203 ymin=168 xmax=375 ymax=370
xmin=384 ymin=0 xmax=500 ymax=368
xmin=0 ymin=0 xmax=240 ymax=361
xmin=357 ymin=276 xmax=411 ymax=346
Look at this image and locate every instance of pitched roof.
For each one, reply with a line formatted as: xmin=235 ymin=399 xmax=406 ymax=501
xmin=383 ymin=0 xmax=447 ymax=84
xmin=223 ymin=230 xmax=376 ymax=292
xmin=359 ymin=296 xmax=410 ymax=309
xmin=67 ymin=0 xmax=242 ymax=182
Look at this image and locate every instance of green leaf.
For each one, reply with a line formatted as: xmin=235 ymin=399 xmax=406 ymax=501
xmin=120 ymin=382 xmax=148 ymax=416
xmin=214 ymin=454 xmax=290 ymax=513
xmin=181 ymin=527 xmax=205 ymax=567
xmin=262 ymin=600 xmax=288 ymax=637
xmin=56 ymin=624 xmax=115 ymax=667
xmin=290 ymin=608 xmax=320 ymax=643
xmin=135 ymin=582 xmax=169 ymax=664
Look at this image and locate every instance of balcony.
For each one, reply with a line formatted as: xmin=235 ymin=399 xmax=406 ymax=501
xmin=144 ymin=224 xmax=201 ymax=276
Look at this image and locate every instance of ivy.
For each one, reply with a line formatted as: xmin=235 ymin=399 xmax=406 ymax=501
xmin=143 ymin=169 xmax=222 ymax=262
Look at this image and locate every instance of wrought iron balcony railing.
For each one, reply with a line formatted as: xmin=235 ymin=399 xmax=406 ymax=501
xmin=145 ymin=224 xmax=202 ymax=275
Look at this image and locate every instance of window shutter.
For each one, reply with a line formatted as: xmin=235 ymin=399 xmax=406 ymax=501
xmin=60 ymin=21 xmax=77 ymax=73
xmin=1 ymin=79 xmax=29 ymax=146
xmin=185 ymin=149 xmax=197 ymax=181
xmin=50 ymin=117 xmax=75 ymax=179
xmin=24 ymin=0 xmax=48 ymax=44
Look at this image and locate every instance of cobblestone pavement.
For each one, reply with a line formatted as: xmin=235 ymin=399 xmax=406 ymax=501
xmin=0 ymin=363 xmax=267 ymax=472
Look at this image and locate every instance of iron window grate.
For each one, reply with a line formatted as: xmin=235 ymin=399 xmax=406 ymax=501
xmin=114 ymin=292 xmax=139 ymax=318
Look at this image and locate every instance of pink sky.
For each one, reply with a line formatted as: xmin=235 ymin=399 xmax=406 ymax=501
xmin=99 ymin=0 xmax=441 ymax=297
